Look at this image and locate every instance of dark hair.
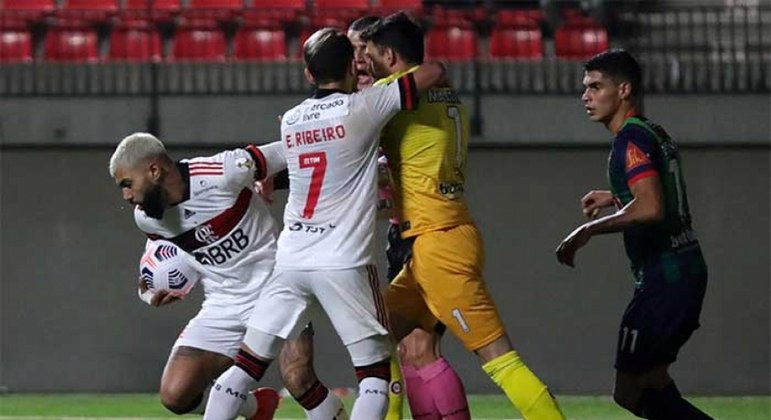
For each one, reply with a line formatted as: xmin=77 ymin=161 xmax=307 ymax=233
xmin=349 ymin=15 xmax=381 ymax=33
xmin=303 ymin=28 xmax=354 ymax=85
xmin=584 ymin=49 xmax=643 ymax=99
xmin=360 ymin=12 xmax=424 ymax=65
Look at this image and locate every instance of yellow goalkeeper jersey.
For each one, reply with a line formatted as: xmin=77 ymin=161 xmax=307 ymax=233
xmin=375 ymin=66 xmax=473 ymax=238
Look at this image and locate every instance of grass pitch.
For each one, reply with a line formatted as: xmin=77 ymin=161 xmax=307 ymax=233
xmin=0 ymin=394 xmax=769 ymax=419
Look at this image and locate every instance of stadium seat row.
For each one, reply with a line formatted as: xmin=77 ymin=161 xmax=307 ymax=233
xmin=0 ymin=23 xmax=608 ymax=62
xmin=0 ymin=1 xmax=420 ymax=38
xmin=0 ymin=0 xmax=421 ymax=18
xmin=0 ymin=1 xmax=607 ymax=28
xmin=0 ymin=3 xmax=608 ymax=62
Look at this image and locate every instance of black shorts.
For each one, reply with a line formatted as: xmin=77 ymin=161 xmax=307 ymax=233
xmin=615 ymin=275 xmax=707 ymax=372
xmin=385 ymin=223 xmax=414 ymax=282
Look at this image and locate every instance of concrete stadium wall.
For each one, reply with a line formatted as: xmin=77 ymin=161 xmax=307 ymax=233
xmin=0 ymin=95 xmax=768 ymax=146
xmin=1 ymin=146 xmax=768 ymax=395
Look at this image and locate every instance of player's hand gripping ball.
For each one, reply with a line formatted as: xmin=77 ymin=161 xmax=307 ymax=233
xmin=139 ymin=240 xmax=199 ymax=296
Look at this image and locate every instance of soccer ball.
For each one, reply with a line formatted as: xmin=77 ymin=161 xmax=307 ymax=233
xmin=139 ymin=240 xmax=199 ymax=295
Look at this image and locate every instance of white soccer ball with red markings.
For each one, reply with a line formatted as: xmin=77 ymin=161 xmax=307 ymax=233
xmin=139 ymin=240 xmax=200 ymax=295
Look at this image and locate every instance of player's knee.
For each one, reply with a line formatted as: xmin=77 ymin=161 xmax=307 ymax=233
xmin=613 ymin=388 xmax=643 ymax=416
xmin=399 ymin=329 xmax=438 ymax=368
xmin=614 ymin=369 xmax=651 ymax=415
xmin=159 ymin=385 xmax=201 ymax=415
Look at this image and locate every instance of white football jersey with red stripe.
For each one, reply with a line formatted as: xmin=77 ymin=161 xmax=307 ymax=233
xmin=134 ymin=144 xmax=285 ymax=303
xmin=275 ymin=75 xmax=416 ymax=270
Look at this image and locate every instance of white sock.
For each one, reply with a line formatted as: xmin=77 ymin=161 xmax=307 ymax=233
xmin=306 ymin=392 xmax=348 ymax=420
xmin=202 ymin=366 xmax=257 ymax=420
xmin=191 ymin=385 xmax=255 ymax=417
xmin=236 ymin=392 xmax=258 ymax=418
xmin=350 ymin=378 xmax=389 ymax=420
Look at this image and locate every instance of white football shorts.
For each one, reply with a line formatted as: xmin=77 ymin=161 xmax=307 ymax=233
xmin=172 ymin=267 xmax=271 ymax=359
xmin=248 ymin=265 xmax=389 ymax=346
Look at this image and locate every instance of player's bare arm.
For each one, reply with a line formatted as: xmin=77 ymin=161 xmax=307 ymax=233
xmin=254 ymin=176 xmax=275 ymax=203
xmin=150 ymin=289 xmax=184 ymax=307
xmin=557 ymin=175 xmax=664 ymax=267
xmin=581 ymin=189 xmax=615 ymax=219
xmin=136 ymin=272 xmax=183 ymax=307
xmin=411 ymin=61 xmax=447 ymax=95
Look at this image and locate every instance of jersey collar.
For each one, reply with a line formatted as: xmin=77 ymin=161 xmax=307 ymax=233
xmin=617 ymin=110 xmax=644 ymax=133
xmin=312 ymin=88 xmax=346 ymax=99
xmin=624 ymin=109 xmax=641 ymax=120
xmin=374 ymin=65 xmax=420 ymax=87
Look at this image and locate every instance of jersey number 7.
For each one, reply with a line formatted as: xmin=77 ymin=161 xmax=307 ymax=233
xmin=299 ymin=152 xmax=327 ymax=219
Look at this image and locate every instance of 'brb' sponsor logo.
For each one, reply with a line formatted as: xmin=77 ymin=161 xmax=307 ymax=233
xmin=194 ymin=224 xmax=219 ymax=244
xmin=194 ymin=228 xmax=250 ymax=266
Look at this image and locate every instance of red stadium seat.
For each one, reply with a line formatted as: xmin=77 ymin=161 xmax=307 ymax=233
xmin=309 ymin=14 xmax=350 ymax=30
xmin=375 ymin=0 xmax=422 ymax=10
xmin=185 ymin=0 xmax=243 ymax=20
xmin=124 ymin=0 xmax=181 ymax=11
xmin=312 ymin=0 xmax=368 ymax=24
xmin=249 ymin=0 xmax=305 ymax=12
xmin=61 ymin=0 xmax=119 ymax=12
xmin=0 ymin=15 xmax=29 ymax=30
xmin=555 ymin=8 xmax=608 ymax=59
xmin=425 ymin=24 xmax=477 ymax=61
xmin=0 ymin=29 xmax=33 ymax=62
xmin=489 ymin=27 xmax=543 ymax=59
xmin=426 ymin=8 xmax=479 ymax=61
xmin=242 ymin=0 xmax=304 ymax=24
xmin=233 ymin=27 xmax=286 ymax=61
xmin=59 ymin=0 xmax=119 ymax=23
xmin=313 ymin=0 xmax=369 ymax=10
xmin=430 ymin=6 xmax=475 ymax=27
xmin=562 ymin=8 xmax=590 ymax=25
xmin=490 ymin=8 xmax=543 ymax=59
xmin=123 ymin=0 xmax=181 ymax=21
xmin=187 ymin=0 xmax=243 ymax=8
xmin=372 ymin=0 xmax=423 ymax=17
xmin=496 ymin=9 xmax=542 ymax=29
xmin=171 ymin=27 xmax=226 ymax=61
xmin=109 ymin=26 xmax=162 ymax=61
xmin=1 ymin=0 xmax=56 ymax=12
xmin=555 ymin=25 xmax=608 ymax=59
xmin=1 ymin=0 xmax=56 ymax=21
xmin=44 ymin=27 xmax=99 ymax=62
